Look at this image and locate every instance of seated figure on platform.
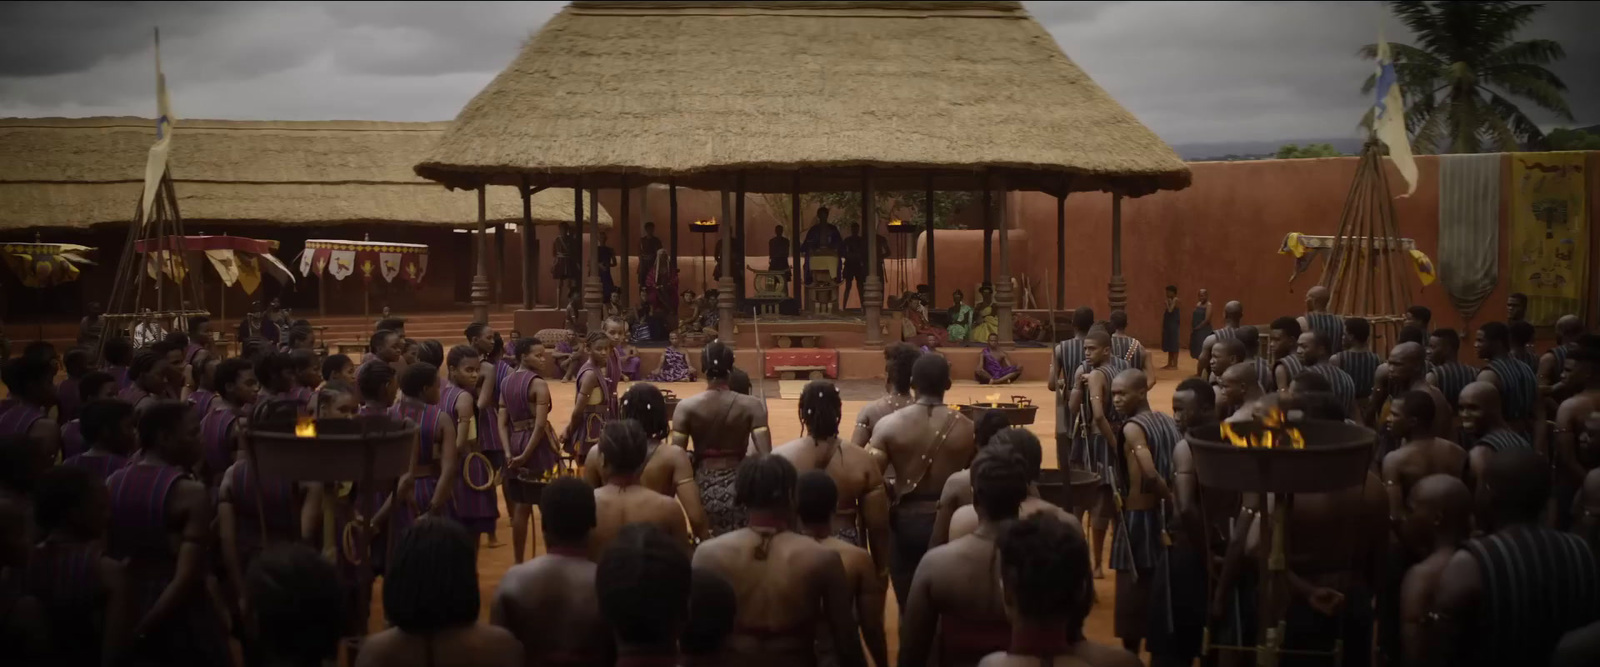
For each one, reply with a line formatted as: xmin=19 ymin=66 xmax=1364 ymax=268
xmin=647 ymin=331 xmax=697 ymax=383
xmin=969 ymin=284 xmax=1000 ymax=343
xmin=946 ymin=289 xmax=974 ymax=345
xmin=903 ymin=294 xmax=947 ymax=347
xmin=976 ymin=334 xmax=1023 ymax=385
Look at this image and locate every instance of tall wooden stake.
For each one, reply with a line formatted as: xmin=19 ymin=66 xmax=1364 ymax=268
xmin=925 ymin=175 xmax=936 ymax=310
xmin=471 ymin=185 xmax=490 ymax=325
xmin=1108 ymin=193 xmax=1127 ymax=314
xmin=996 ymin=174 xmax=1015 ymax=347
xmin=863 ymin=167 xmax=883 ymax=348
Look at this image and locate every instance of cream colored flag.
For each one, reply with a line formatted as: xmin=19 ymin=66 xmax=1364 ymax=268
xmin=139 ymin=29 xmax=175 ymax=226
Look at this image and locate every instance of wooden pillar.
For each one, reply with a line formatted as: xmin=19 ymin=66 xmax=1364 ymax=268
xmin=1109 ymin=193 xmax=1127 ymax=314
xmin=791 ymin=177 xmax=802 ymax=307
xmin=924 ymin=176 xmax=936 ymax=310
xmin=995 ymin=174 xmax=1015 ymax=347
xmin=669 ymin=179 xmax=679 ymax=277
xmin=1055 ymin=192 xmax=1066 ymax=311
xmin=587 ymin=187 xmax=602 ymax=332
xmin=520 ymin=180 xmax=536 ymax=309
xmin=494 ymin=221 xmax=506 ymax=309
xmin=981 ymin=187 xmax=993 ymax=284
xmin=620 ymin=177 xmax=631 ymax=310
xmin=735 ymin=176 xmax=747 ymax=308
xmin=471 ymin=185 xmax=490 ymax=325
xmin=863 ymin=167 xmax=883 ymax=348
xmin=717 ymin=187 xmax=735 ymax=343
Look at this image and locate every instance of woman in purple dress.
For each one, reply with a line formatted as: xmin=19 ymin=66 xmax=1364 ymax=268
xmin=387 ymin=363 xmax=459 ymax=539
xmin=647 ymin=331 xmax=697 ymax=383
xmin=563 ymin=332 xmax=616 ymax=459
xmin=975 ymin=333 xmax=1024 ymax=385
xmin=440 ymin=344 xmax=500 ymax=547
xmin=498 ymin=337 xmax=559 ymax=564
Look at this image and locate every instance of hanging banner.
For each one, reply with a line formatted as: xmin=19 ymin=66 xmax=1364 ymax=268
xmin=379 ymin=251 xmax=402 ymax=283
xmin=1510 ymin=153 xmax=1588 ymax=325
xmin=327 ymin=250 xmax=356 ymax=281
xmin=0 ymin=243 xmax=95 ymax=288
xmin=299 ymin=239 xmax=429 ymax=286
xmin=236 ymin=254 xmax=263 ymax=295
xmin=203 ymin=249 xmax=240 ymax=287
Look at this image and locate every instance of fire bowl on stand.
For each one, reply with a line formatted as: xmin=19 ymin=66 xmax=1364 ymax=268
xmin=1037 ymin=467 xmax=1101 ymax=514
xmin=247 ymin=414 xmax=416 ymax=483
xmin=1186 ymin=419 xmax=1374 ymax=494
xmin=959 ymin=396 xmax=1038 ymax=427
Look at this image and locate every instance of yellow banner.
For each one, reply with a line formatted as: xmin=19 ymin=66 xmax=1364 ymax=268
xmin=1510 ymin=153 xmax=1588 ymax=325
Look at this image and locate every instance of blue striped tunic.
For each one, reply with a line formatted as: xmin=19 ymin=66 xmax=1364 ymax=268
xmin=1072 ymin=358 xmax=1130 ymax=487
xmin=1339 ymin=349 xmax=1382 ymax=399
xmin=1471 ymin=427 xmax=1531 ymax=453
xmin=1112 ymin=335 xmax=1146 ymax=370
xmin=1460 ymin=525 xmax=1600 ymax=667
xmin=1276 ymin=355 xmax=1307 ymax=390
xmin=1432 ymin=361 xmax=1479 ymax=410
xmin=1111 ymin=411 xmax=1179 ymax=572
xmin=1309 ymin=362 xmax=1359 ymax=408
xmin=1487 ymin=356 xmax=1538 ymax=424
xmin=1305 ymin=313 xmax=1345 ymax=352
xmin=1055 ymin=338 xmax=1086 ymax=384
xmin=1253 ymin=356 xmax=1277 ymax=393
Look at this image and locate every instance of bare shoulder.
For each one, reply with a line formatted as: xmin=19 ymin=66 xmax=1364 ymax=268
xmin=1074 ymin=640 xmax=1143 ymax=667
xmin=354 ymin=628 xmax=405 ymax=666
xmin=772 ymin=437 xmax=807 ymax=459
xmin=471 ymin=624 xmax=525 ymax=666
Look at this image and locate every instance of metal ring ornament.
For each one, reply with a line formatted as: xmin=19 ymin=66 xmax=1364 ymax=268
xmin=463 ymin=451 xmax=495 ymax=491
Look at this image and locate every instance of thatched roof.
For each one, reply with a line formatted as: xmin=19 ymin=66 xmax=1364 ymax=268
xmin=0 ymin=117 xmax=610 ymax=232
xmin=416 ymin=1 xmax=1190 ymax=196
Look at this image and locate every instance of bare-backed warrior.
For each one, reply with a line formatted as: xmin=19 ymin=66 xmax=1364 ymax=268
xmin=1369 ymin=342 xmax=1456 ymax=452
xmin=775 ymin=381 xmax=890 ymax=574
xmin=592 ymin=420 xmax=692 ymax=556
xmin=1426 ymin=328 xmax=1479 ymax=411
xmin=1298 ymin=330 xmax=1362 ymax=423
xmin=1109 ymin=368 xmax=1182 ymax=657
xmin=1109 ymin=310 xmax=1153 ymax=372
xmin=499 ymin=337 xmax=559 ymax=564
xmin=1196 ymin=300 xmax=1242 ymax=381
xmin=1167 ymin=377 xmax=1226 ymax=667
xmin=1069 ymin=330 xmax=1130 ymax=579
xmin=1216 ymin=362 xmax=1263 ymax=423
xmin=692 ymin=455 xmax=866 ymax=667
xmin=1430 ymin=449 xmax=1600 ymax=667
xmin=1049 ymin=307 xmax=1095 ymax=469
xmin=1298 ymin=285 xmax=1344 ymax=353
xmin=585 ymin=383 xmax=710 ymax=541
xmin=491 ymin=477 xmax=612 ymax=667
xmin=1269 ymin=316 xmax=1305 ymax=397
xmin=1474 ymin=322 xmax=1541 ymax=444
xmin=1382 ymin=391 xmax=1467 ymax=521
xmin=1237 ymin=325 xmax=1276 ymax=395
xmin=929 ymin=411 xmax=1012 ymax=548
xmin=1396 ymin=474 xmax=1471 ymax=666
xmin=1209 ymin=339 xmax=1247 ymax=406
xmin=849 ymin=343 xmax=922 ymax=448
xmin=868 ymin=353 xmax=976 ymax=607
xmin=1541 ymin=315 xmax=1585 ymax=395
xmin=1552 ymin=344 xmax=1600 ymax=531
xmin=105 ymin=401 xmax=229 ymax=665
xmin=944 ymin=428 xmax=1079 ymax=544
xmin=1460 ymin=381 xmax=1533 ymax=489
xmin=1331 ymin=317 xmax=1382 ymax=406
xmin=672 ymin=341 xmax=771 ymax=538
xmin=899 ymin=445 xmax=1032 ymax=667
xmin=798 ymin=471 xmax=890 ymax=667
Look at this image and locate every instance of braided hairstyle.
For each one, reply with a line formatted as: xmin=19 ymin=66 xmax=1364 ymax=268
xmin=702 ymin=341 xmax=735 ymax=381
xmin=247 ymin=544 xmax=345 ymax=665
xmin=315 ymin=381 xmax=359 ymax=420
xmin=77 ymin=371 xmax=116 ymax=404
xmin=356 ymin=360 xmax=397 ymax=404
xmin=369 ymin=330 xmax=398 ymax=356
xmin=383 ymin=517 xmax=479 ymax=636
xmin=974 ymin=411 xmax=1011 ymax=450
xmin=735 ymin=454 xmax=797 ymax=512
xmin=586 ymin=330 xmax=612 ymax=362
xmin=798 ymin=380 xmax=842 ymax=440
xmin=884 ymin=343 xmax=921 ymax=394
xmin=512 ymin=337 xmax=542 ymax=364
xmin=416 ymin=340 xmax=444 ymax=368
xmin=541 ymin=477 xmax=597 ymax=545
xmin=488 ymin=332 xmax=506 ymax=362
xmin=621 ymin=383 xmax=669 ymax=440
xmin=599 ymin=419 xmax=649 ymax=475
xmin=991 ymin=427 xmax=1043 ymax=482
xmin=997 ymin=513 xmax=1092 ymax=636
xmin=399 ymin=363 xmax=438 ymax=399
xmin=970 ymin=443 xmax=1030 ymax=522
xmin=321 ymin=354 xmax=353 ymax=383
xmin=129 ymin=349 xmax=164 ymax=389
xmin=796 ymin=470 xmax=837 ymax=526
xmin=254 ymin=351 xmax=294 ymax=394
xmin=596 ymin=523 xmax=693 ymax=647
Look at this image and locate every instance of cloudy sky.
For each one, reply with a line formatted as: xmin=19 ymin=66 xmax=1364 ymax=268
xmin=1 ymin=1 xmax=1595 ymax=149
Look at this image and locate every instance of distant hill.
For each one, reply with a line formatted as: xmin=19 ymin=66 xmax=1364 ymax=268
xmin=1173 ymin=137 xmax=1365 ymax=161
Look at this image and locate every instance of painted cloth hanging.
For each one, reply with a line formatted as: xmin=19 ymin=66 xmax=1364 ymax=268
xmin=0 ymin=243 xmax=95 ymax=288
xmin=1509 ymin=153 xmax=1588 ymax=325
xmin=132 ymin=235 xmax=294 ymax=295
xmin=298 ymin=239 xmax=428 ymax=286
xmin=1438 ymin=153 xmax=1502 ymax=321
xmin=1279 ymin=233 xmax=1431 ymax=287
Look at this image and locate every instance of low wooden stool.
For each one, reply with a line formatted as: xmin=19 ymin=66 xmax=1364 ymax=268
xmin=774 ymin=364 xmax=827 ymax=381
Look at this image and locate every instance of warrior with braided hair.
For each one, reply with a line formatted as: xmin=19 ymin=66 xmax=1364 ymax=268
xmin=775 ymin=380 xmax=890 ymax=569
xmin=562 ymin=331 xmax=616 ymax=459
xmin=592 ymin=419 xmax=692 ymax=556
xmin=692 ymin=455 xmax=865 ymax=667
xmin=850 ymin=343 xmax=922 ymax=447
xmin=583 ymin=382 xmax=710 ymax=540
xmin=672 ymin=340 xmax=771 ymax=537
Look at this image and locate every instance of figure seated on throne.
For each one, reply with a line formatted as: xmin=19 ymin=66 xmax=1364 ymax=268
xmin=807 ymin=249 xmax=841 ymax=315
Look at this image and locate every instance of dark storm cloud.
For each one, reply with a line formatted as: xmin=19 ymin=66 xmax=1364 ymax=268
xmin=0 ymin=1 xmax=1593 ymax=144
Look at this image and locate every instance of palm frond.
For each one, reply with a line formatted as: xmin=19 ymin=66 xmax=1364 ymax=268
xmin=1482 ymin=74 xmax=1573 ymax=120
xmin=1484 ymin=90 xmax=1551 ymax=146
xmin=1484 ymin=38 xmax=1566 ymax=67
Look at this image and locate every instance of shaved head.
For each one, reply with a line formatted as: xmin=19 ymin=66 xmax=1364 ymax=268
xmin=1218 ymin=361 xmax=1261 ymax=409
xmin=1558 ymin=314 xmax=1583 ymax=339
xmin=1408 ymin=474 xmax=1473 ymax=546
xmin=1111 ymin=368 xmax=1150 ymax=417
xmin=1113 ymin=369 xmax=1148 ymax=393
xmin=1224 ymin=301 xmax=1243 ymax=320
xmin=1307 ymin=285 xmax=1330 ymax=307
xmin=1458 ymin=381 xmax=1503 ymax=432
xmin=1221 ymin=361 xmax=1258 ymax=386
xmin=1389 ymin=341 xmax=1426 ymax=385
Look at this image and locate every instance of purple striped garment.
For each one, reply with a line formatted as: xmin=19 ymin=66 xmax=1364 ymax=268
xmin=106 ymin=365 xmax=131 ymax=390
xmin=199 ymin=409 xmax=239 ymax=484
xmin=63 ymin=452 xmax=131 ymax=483
xmin=29 ymin=541 xmax=106 ymax=665
xmin=501 ymin=368 xmax=558 ymax=474
xmin=388 ymin=400 xmax=450 ymax=536
xmin=187 ymin=388 xmax=217 ymax=421
xmin=105 ymin=462 xmax=186 ymax=614
xmin=442 ymin=381 xmax=499 ymax=534
xmin=56 ymin=377 xmax=81 ymax=423
xmin=224 ymin=458 xmax=299 ymax=565
xmin=60 ymin=420 xmax=85 ymax=459
xmin=0 ymin=400 xmax=44 ymax=437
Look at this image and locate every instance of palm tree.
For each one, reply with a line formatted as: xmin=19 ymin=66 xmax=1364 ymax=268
xmin=1360 ymin=1 xmax=1571 ymax=153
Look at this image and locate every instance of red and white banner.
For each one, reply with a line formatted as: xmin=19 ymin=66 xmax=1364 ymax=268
xmin=298 ymin=239 xmax=429 ymax=286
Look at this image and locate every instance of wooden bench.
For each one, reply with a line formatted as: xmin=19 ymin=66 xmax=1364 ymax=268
xmin=773 ymin=364 xmax=827 ymax=381
xmin=772 ymin=333 xmax=823 ymax=348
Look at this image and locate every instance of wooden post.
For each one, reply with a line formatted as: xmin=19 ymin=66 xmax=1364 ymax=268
xmin=791 ymin=178 xmax=802 ymax=308
xmin=1056 ymin=191 xmax=1066 ymax=311
xmin=863 ymin=167 xmax=883 ymax=348
xmin=1109 ymin=193 xmax=1127 ymax=314
xmin=924 ymin=175 xmax=936 ymax=310
xmin=981 ymin=187 xmax=993 ymax=284
xmin=995 ymin=174 xmax=1015 ymax=347
xmin=586 ymin=187 xmax=603 ymax=333
xmin=621 ymin=177 xmax=631 ymax=310
xmin=521 ymin=180 xmax=536 ymax=309
xmin=494 ymin=221 xmax=506 ymax=310
xmin=736 ymin=175 xmax=747 ymax=309
xmin=669 ymin=179 xmax=679 ymax=281
xmin=471 ymin=185 xmax=490 ymax=325
xmin=718 ymin=186 xmax=735 ymax=344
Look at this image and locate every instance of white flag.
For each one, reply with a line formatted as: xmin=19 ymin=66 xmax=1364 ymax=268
xmin=139 ymin=29 xmax=175 ymax=226
xmin=1373 ymin=35 xmax=1417 ymax=197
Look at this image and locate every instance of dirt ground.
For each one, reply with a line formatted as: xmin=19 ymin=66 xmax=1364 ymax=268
xmin=373 ymin=367 xmax=1195 ymax=663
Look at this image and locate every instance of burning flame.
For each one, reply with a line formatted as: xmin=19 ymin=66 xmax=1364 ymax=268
xmin=984 ymin=393 xmax=1002 ymax=404
xmin=1220 ymin=405 xmax=1306 ymax=449
xmin=295 ymin=416 xmax=317 ymax=438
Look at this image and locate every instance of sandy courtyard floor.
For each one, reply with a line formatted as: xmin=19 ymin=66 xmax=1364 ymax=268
xmin=372 ymin=366 xmax=1196 ymax=663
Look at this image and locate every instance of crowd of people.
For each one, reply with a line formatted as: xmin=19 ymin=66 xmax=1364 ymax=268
xmin=5 ymin=283 xmax=1600 ymax=667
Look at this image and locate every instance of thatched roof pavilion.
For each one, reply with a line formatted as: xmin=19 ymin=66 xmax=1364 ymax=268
xmin=0 ymin=117 xmax=609 ymax=230
xmin=418 ymin=1 xmax=1189 ymax=340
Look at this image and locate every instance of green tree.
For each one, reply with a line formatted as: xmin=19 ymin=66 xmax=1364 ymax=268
xmin=806 ymin=191 xmax=976 ymax=230
xmin=1360 ymin=1 xmax=1572 ymax=153
xmin=1275 ymin=143 xmax=1344 ymax=159
xmin=1545 ymin=127 xmax=1600 ymax=151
